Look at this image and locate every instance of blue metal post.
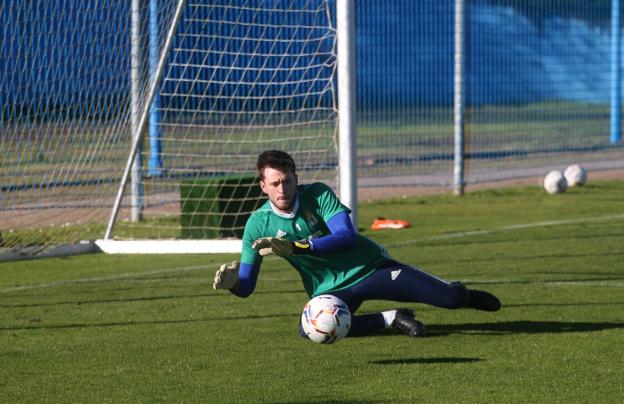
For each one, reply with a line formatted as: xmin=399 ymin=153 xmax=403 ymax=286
xmin=611 ymin=0 xmax=621 ymax=144
xmin=148 ymin=0 xmax=164 ymax=175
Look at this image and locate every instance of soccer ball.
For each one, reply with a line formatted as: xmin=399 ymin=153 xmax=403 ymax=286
xmin=543 ymin=170 xmax=567 ymax=194
xmin=564 ymin=164 xmax=588 ymax=186
xmin=301 ymin=294 xmax=351 ymax=344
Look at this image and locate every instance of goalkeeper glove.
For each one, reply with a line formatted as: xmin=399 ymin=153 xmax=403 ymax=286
xmin=251 ymin=237 xmax=311 ymax=257
xmin=213 ymin=261 xmax=240 ymax=290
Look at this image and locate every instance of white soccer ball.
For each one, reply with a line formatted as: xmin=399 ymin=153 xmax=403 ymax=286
xmin=301 ymin=294 xmax=351 ymax=344
xmin=564 ymin=164 xmax=588 ymax=186
xmin=543 ymin=170 xmax=567 ymax=194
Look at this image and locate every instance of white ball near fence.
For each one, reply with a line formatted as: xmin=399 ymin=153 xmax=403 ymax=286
xmin=543 ymin=170 xmax=568 ymax=194
xmin=564 ymin=164 xmax=588 ymax=187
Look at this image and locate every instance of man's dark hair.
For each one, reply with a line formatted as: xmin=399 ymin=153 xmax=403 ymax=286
xmin=256 ymin=150 xmax=297 ymax=180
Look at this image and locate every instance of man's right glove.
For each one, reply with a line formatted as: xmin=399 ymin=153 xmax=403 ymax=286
xmin=213 ymin=261 xmax=240 ymax=290
xmin=252 ymin=237 xmax=312 ymax=257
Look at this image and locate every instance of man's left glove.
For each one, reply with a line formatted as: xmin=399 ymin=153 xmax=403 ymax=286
xmin=251 ymin=237 xmax=311 ymax=257
xmin=213 ymin=261 xmax=240 ymax=290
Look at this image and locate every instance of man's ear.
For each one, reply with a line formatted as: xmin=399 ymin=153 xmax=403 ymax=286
xmin=259 ymin=180 xmax=268 ymax=194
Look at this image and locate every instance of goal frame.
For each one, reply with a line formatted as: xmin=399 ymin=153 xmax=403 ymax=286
xmin=97 ymin=0 xmax=357 ymax=254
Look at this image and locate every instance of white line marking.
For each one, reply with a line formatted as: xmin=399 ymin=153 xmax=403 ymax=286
xmin=0 ymin=265 xmax=209 ymax=293
xmin=1 ymin=213 xmax=623 ymax=294
xmin=387 ymin=213 xmax=624 ymax=248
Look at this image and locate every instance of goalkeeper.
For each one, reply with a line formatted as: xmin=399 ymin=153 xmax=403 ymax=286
xmin=213 ymin=150 xmax=501 ymax=338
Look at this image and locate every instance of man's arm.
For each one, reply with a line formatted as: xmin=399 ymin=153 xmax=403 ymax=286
xmin=309 ymin=211 xmax=357 ymax=253
xmin=252 ymin=211 xmax=357 ymax=257
xmin=213 ymin=261 xmax=260 ymax=298
xmin=229 ymin=262 xmax=260 ymax=298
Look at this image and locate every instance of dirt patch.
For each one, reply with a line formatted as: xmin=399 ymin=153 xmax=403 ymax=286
xmin=358 ymin=168 xmax=623 ymax=202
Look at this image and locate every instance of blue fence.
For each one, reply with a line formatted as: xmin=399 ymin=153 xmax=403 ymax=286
xmin=1 ymin=0 xmax=623 ymax=187
xmin=1 ymin=2 xmax=130 ymax=118
xmin=359 ymin=1 xmax=613 ymax=106
xmin=3 ymin=1 xmax=619 ymax=111
xmin=2 ymin=0 xmax=624 ymax=252
xmin=355 ymin=0 xmax=622 ymax=186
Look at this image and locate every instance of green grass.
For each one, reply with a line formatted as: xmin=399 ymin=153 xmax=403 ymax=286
xmin=1 ymin=180 xmax=623 ymax=403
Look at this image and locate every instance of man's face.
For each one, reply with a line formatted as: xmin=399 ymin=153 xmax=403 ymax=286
xmin=259 ymin=166 xmax=298 ymax=213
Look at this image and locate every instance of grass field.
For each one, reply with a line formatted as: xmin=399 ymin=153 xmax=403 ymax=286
xmin=1 ymin=180 xmax=623 ymax=403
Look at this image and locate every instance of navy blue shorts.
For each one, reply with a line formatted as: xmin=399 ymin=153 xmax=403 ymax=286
xmin=330 ymin=260 xmax=465 ymax=314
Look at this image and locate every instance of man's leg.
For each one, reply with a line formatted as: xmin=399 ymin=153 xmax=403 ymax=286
xmin=349 ymin=262 xmax=466 ymax=308
xmin=326 ymin=289 xmax=387 ymax=337
xmin=341 ymin=262 xmax=499 ymax=337
xmin=450 ymin=281 xmax=501 ymax=312
xmin=300 ymin=263 xmax=458 ymax=338
xmin=330 ymin=284 xmax=425 ymax=337
xmin=297 ymin=291 xmax=394 ymax=338
xmin=351 ymin=262 xmax=500 ymax=311
xmin=298 ymin=262 xmax=499 ymax=339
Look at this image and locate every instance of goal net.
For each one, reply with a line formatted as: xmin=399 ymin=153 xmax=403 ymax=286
xmin=1 ymin=0 xmax=338 ymax=257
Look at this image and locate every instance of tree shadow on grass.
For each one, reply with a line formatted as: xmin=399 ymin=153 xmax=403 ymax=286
xmin=364 ymin=321 xmax=624 ymax=366
xmin=504 ymin=301 xmax=624 ymax=308
xmin=274 ymin=400 xmax=389 ymax=404
xmin=0 ymin=289 xmax=302 ymax=309
xmin=4 ymin=317 xmax=623 ymax=336
xmin=0 ymin=312 xmax=298 ymax=332
xmin=464 ymin=276 xmax=624 ymax=287
xmin=423 ymin=320 xmax=624 ymax=336
xmin=349 ymin=320 xmax=624 ymax=339
xmin=429 ymin=250 xmax=624 ymax=266
xmin=370 ymin=357 xmax=483 ymax=365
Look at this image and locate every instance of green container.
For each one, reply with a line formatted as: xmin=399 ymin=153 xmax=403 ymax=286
xmin=180 ymin=175 xmax=264 ymax=239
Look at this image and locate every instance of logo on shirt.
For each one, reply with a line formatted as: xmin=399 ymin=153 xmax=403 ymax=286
xmin=304 ymin=211 xmax=318 ymax=225
xmin=276 ymin=229 xmax=287 ymax=238
xmin=391 ymin=269 xmax=401 ymax=281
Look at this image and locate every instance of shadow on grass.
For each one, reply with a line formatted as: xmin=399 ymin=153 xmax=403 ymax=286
xmin=428 ymin=249 xmax=624 ymax=264
xmin=423 ymin=320 xmax=624 ymax=336
xmin=411 ymin=232 xmax=624 ymax=250
xmin=4 ymin=318 xmax=624 ymax=336
xmin=370 ymin=357 xmax=483 ymax=365
xmin=346 ymin=320 xmax=624 ymax=340
xmin=274 ymin=400 xmax=388 ymax=404
xmin=0 ymin=289 xmax=303 ymax=309
xmin=455 ymin=276 xmax=624 ymax=287
xmin=505 ymin=301 xmax=624 ymax=308
xmin=0 ymin=312 xmax=299 ymax=332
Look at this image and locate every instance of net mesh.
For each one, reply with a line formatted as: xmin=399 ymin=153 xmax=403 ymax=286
xmin=2 ymin=0 xmax=623 ymax=256
xmin=115 ymin=0 xmax=337 ymax=240
xmin=0 ymin=0 xmax=337 ymax=253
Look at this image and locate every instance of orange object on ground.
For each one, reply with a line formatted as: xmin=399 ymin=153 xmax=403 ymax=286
xmin=371 ymin=217 xmax=411 ymax=230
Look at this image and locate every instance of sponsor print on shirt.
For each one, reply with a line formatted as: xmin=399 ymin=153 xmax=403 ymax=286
xmin=304 ymin=210 xmax=318 ymax=225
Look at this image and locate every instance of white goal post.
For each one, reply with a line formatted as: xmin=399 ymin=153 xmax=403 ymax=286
xmin=0 ymin=0 xmax=356 ymax=258
xmin=99 ymin=0 xmax=356 ymax=254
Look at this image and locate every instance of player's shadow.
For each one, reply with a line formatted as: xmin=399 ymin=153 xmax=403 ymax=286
xmin=423 ymin=320 xmax=624 ymax=336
